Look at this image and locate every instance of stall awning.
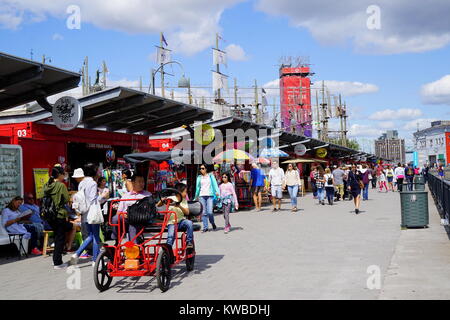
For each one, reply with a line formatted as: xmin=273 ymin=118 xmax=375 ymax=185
xmin=79 ymin=87 xmax=212 ymax=134
xmin=0 ymin=52 xmax=80 ymax=112
xmin=124 ymin=150 xmax=199 ymax=163
xmin=0 ymin=86 xmax=213 ymax=134
xmin=282 ymin=158 xmax=328 ymax=164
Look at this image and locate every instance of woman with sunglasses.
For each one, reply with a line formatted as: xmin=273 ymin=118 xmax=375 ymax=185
xmin=219 ymin=173 xmax=239 ymax=234
xmin=194 ymin=165 xmax=220 ymax=232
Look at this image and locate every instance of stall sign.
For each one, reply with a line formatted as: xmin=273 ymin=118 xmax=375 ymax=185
xmin=194 ymin=124 xmax=215 ymax=146
xmin=53 ymin=96 xmax=82 ymax=131
xmin=33 ymin=168 xmax=49 ymax=199
xmin=316 ymin=148 xmax=328 ymax=158
xmin=294 ymin=144 xmax=307 ymax=156
xmin=87 ymin=144 xmax=112 ymax=149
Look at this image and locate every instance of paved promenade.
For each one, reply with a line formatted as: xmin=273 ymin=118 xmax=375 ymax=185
xmin=1 ymin=187 xmax=449 ymax=300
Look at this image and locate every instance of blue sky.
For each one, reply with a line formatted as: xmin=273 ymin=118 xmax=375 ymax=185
xmin=1 ymin=0 xmax=450 ymax=150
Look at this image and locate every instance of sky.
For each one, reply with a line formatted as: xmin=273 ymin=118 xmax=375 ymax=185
xmin=1 ymin=0 xmax=450 ymax=152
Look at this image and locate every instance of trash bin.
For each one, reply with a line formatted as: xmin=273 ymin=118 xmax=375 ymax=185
xmin=400 ymin=191 xmax=429 ymax=228
xmin=413 ymin=175 xmax=425 ymax=191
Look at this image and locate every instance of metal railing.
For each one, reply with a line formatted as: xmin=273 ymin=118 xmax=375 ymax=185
xmin=427 ymin=173 xmax=450 ymax=221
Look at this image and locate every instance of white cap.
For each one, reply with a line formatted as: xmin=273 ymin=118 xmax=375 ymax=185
xmin=72 ymin=168 xmax=85 ymax=178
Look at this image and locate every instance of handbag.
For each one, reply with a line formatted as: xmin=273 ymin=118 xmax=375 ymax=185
xmin=87 ymin=200 xmax=104 ymax=224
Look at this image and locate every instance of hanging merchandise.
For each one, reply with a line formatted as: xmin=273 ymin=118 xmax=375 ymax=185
xmin=106 ymin=149 xmax=116 ymax=164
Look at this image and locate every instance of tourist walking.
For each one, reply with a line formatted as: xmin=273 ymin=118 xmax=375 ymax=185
xmin=378 ymin=169 xmax=388 ymax=192
xmin=314 ymin=166 xmax=326 ymax=205
xmin=360 ymin=164 xmax=370 ymax=201
xmin=268 ymin=161 xmax=285 ymax=212
xmin=347 ymin=165 xmax=363 ymax=214
xmin=405 ymin=163 xmax=415 ymax=191
xmin=422 ymin=163 xmax=430 ymax=184
xmin=284 ymin=163 xmax=302 ymax=212
xmin=219 ymin=173 xmax=239 ymax=233
xmin=195 ymin=165 xmax=219 ymax=232
xmin=70 ymin=164 xmax=102 ymax=267
xmin=438 ymin=165 xmax=445 ymax=180
xmin=394 ymin=163 xmax=405 ymax=192
xmin=43 ymin=166 xmax=73 ymax=269
xmin=310 ymin=166 xmax=318 ymax=199
xmin=370 ymin=164 xmax=377 ymax=189
xmin=385 ymin=165 xmax=395 ymax=191
xmin=249 ymin=162 xmax=265 ymax=211
xmin=324 ymin=168 xmax=335 ymax=205
xmin=332 ymin=166 xmax=346 ymax=201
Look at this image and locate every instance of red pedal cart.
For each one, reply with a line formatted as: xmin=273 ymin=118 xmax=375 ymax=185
xmin=93 ymin=188 xmax=202 ymax=292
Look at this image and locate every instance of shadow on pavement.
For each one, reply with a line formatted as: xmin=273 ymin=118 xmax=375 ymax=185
xmin=110 ymin=254 xmax=225 ymax=294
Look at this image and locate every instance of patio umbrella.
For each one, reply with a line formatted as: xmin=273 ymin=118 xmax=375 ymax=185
xmin=259 ymin=148 xmax=289 ymax=158
xmin=213 ymin=149 xmax=254 ymax=163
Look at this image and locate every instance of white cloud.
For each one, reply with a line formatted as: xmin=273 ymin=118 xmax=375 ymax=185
xmin=402 ymin=118 xmax=438 ymax=131
xmin=378 ymin=121 xmax=396 ymax=129
xmin=369 ymin=108 xmax=423 ymax=120
xmin=0 ymin=0 xmax=243 ymax=55
xmin=421 ymin=75 xmax=450 ymax=105
xmin=225 ymin=44 xmax=248 ymax=61
xmin=348 ymin=123 xmax=382 ymax=138
xmin=263 ymin=79 xmax=378 ymax=97
xmin=312 ymin=80 xmax=378 ymax=96
xmin=0 ymin=5 xmax=22 ymax=29
xmin=255 ymin=0 xmax=450 ymax=54
xmin=52 ymin=33 xmax=64 ymax=40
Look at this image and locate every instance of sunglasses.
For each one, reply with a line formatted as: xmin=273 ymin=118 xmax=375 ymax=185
xmin=200 ymin=167 xmax=206 ymax=170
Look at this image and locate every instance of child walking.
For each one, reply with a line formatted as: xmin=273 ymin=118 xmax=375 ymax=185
xmin=378 ymin=170 xmax=388 ymax=193
xmin=219 ymin=173 xmax=239 ymax=234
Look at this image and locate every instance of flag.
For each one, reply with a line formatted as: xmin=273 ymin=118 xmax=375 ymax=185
xmin=213 ymin=48 xmax=227 ymax=67
xmin=162 ymin=33 xmax=168 ymax=47
xmin=157 ymin=47 xmax=171 ymax=64
xmin=212 ymin=71 xmax=228 ymax=92
xmin=262 ymin=88 xmax=267 ymax=94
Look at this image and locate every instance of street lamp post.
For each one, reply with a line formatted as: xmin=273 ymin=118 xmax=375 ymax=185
xmin=151 ymin=60 xmax=191 ymax=104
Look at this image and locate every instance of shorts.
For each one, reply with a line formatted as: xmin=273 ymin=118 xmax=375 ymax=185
xmin=251 ymin=186 xmax=264 ymax=194
xmin=387 ymin=176 xmax=393 ymax=183
xmin=271 ymin=185 xmax=283 ymax=199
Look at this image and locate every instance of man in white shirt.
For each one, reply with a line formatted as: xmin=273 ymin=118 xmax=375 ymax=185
xmin=268 ymin=161 xmax=285 ymax=212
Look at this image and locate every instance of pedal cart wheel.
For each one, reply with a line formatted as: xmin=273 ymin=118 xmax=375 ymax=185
xmin=94 ymin=251 xmax=113 ymax=292
xmin=156 ymin=248 xmax=172 ymax=292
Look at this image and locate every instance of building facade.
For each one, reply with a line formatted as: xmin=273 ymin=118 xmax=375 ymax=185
xmin=375 ymin=130 xmax=406 ymax=164
xmin=413 ymin=121 xmax=450 ymax=167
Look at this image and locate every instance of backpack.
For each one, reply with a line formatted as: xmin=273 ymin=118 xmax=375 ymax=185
xmin=407 ymin=167 xmax=414 ymax=176
xmin=127 ymin=196 xmax=157 ymax=226
xmin=41 ymin=195 xmax=59 ymax=223
xmin=326 ymin=175 xmax=333 ymax=185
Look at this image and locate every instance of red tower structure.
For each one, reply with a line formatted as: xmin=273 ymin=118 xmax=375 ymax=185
xmin=279 ymin=64 xmax=313 ymax=137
